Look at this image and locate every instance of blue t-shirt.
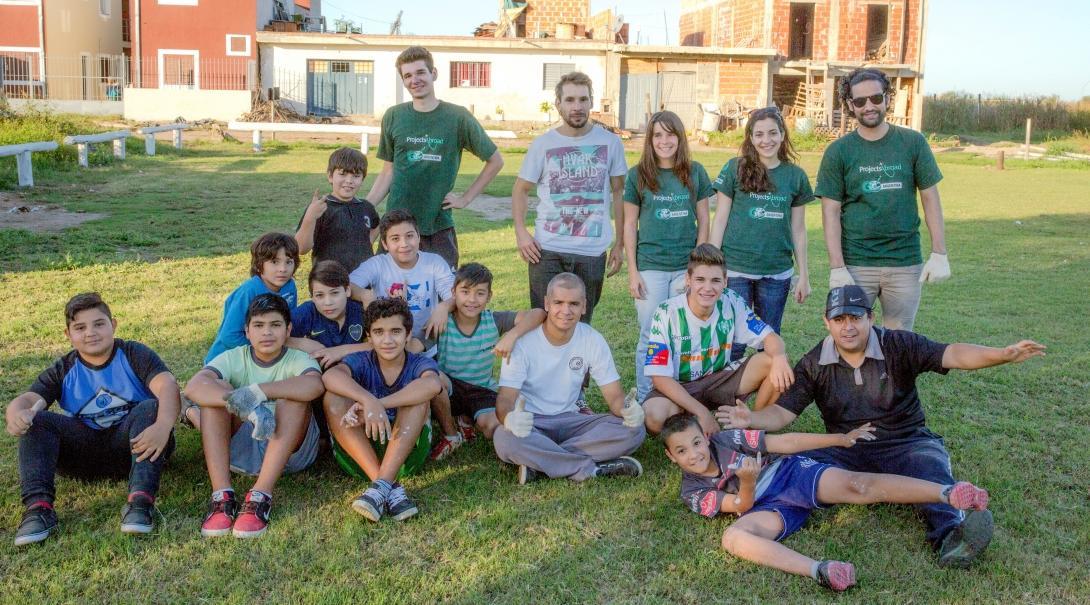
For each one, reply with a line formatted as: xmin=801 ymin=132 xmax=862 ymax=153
xmin=29 ymin=339 xmax=169 ymax=430
xmin=205 ymin=275 xmax=298 ymax=364
xmin=290 ymin=299 xmax=365 ymax=348
xmin=340 ymin=350 xmax=439 ymax=419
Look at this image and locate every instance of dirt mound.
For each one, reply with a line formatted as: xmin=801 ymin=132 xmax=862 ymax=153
xmin=0 ymin=191 xmax=104 ymax=232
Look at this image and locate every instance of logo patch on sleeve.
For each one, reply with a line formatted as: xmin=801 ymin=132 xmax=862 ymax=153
xmin=743 ymin=430 xmax=761 ymax=449
xmin=645 ymin=342 xmax=670 ymax=366
xmin=699 ymin=492 xmax=718 ymax=516
xmin=745 ymin=312 xmax=769 ymax=335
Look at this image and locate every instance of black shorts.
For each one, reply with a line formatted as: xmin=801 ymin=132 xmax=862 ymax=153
xmin=448 ymin=375 xmax=498 ymax=420
xmin=646 ymin=356 xmax=753 ymax=410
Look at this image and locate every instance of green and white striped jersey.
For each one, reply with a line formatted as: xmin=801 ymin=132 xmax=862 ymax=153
xmin=436 ymin=310 xmax=517 ymax=389
xmin=643 ymin=291 xmax=771 ymax=383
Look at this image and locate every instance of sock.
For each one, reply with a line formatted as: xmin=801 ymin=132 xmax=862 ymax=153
xmin=446 ymin=433 xmax=463 ymax=444
xmin=810 ymin=561 xmax=822 ymax=580
xmin=940 ymin=485 xmax=953 ymax=504
xmin=212 ymin=488 xmax=235 ymax=501
xmin=372 ymin=479 xmax=393 ymax=497
xmin=128 ymin=490 xmax=155 ymax=504
xmin=249 ymin=489 xmax=272 ymax=501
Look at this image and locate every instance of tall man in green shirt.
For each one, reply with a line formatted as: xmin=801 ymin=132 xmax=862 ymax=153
xmin=816 ymin=68 xmax=950 ymax=331
xmin=366 ymin=46 xmax=505 ymax=269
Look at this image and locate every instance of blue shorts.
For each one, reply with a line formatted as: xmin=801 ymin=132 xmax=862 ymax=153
xmin=745 ymin=455 xmax=832 ymax=541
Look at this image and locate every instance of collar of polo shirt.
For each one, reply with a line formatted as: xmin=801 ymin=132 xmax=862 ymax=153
xmin=818 ymin=327 xmax=885 ymax=366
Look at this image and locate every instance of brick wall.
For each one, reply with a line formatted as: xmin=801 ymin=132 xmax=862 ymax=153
xmin=681 ymin=0 xmax=767 ymax=48
xmin=718 ymin=59 xmax=765 ymax=107
xmin=524 ymin=0 xmax=590 ymax=38
xmin=835 ymin=0 xmax=918 ymax=63
xmin=680 ymin=6 xmax=713 ymax=46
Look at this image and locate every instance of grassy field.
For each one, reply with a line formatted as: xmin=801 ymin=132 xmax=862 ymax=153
xmin=1 ymin=139 xmax=1088 ymax=604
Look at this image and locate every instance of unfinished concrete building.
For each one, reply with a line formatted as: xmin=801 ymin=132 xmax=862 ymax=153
xmin=680 ymin=0 xmax=927 ymax=130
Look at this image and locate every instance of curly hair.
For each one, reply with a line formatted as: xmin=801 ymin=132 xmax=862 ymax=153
xmin=838 ymin=68 xmax=893 ymax=113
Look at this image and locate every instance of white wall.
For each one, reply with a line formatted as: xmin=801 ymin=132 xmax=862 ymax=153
xmin=260 ymin=42 xmax=608 ymax=121
xmin=9 ymin=98 xmax=122 ymax=117
xmin=123 ymin=87 xmax=251 ymax=121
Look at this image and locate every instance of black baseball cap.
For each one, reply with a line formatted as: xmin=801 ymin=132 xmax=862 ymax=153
xmin=826 ymin=286 xmax=872 ymax=319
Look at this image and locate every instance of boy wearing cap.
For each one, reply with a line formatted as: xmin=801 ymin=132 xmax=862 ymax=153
xmin=720 ymin=285 xmax=1046 ymax=568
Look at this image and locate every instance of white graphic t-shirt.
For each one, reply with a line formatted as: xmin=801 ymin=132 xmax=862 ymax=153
xmin=518 ymin=126 xmax=628 ymax=256
xmin=348 ymin=251 xmax=454 ymax=340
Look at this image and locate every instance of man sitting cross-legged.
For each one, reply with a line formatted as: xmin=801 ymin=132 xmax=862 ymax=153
xmin=493 ymin=272 xmax=646 ymax=484
xmin=321 ymin=297 xmax=443 ymax=522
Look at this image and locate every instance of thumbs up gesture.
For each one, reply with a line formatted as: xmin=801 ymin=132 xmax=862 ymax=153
xmin=504 ymin=395 xmax=534 ymax=438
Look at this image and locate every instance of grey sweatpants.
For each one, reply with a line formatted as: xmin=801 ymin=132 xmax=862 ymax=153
xmin=493 ymin=411 xmax=646 ymax=481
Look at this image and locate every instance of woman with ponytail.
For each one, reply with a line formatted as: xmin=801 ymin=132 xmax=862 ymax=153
xmin=710 ymin=107 xmax=814 ymax=362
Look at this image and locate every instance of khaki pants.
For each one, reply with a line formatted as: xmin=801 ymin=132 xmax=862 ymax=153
xmin=846 ymin=264 xmax=924 ymax=331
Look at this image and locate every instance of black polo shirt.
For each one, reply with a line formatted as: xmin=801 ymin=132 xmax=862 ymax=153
xmin=775 ymin=328 xmax=949 ymax=440
xmin=297 ymin=195 xmax=380 ymax=273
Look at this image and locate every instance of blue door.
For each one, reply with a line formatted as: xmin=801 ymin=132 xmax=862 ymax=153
xmin=307 ymin=60 xmax=373 ymax=116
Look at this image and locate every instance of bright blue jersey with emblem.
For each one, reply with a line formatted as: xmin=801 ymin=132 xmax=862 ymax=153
xmin=290 ymin=299 xmax=365 ymax=348
xmin=205 ymin=275 xmax=298 ymax=364
xmin=29 ymin=339 xmax=169 ymax=430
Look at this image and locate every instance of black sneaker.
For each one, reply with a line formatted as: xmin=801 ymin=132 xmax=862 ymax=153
xmin=386 ymin=483 xmax=419 ymax=521
xmin=200 ymin=490 xmax=239 ymax=538
xmin=938 ymin=509 xmax=994 ymax=568
xmin=14 ymin=502 xmax=58 ymax=546
xmin=815 ymin=560 xmax=856 ymax=592
xmin=517 ymin=464 xmax=542 ymax=485
xmin=352 ymin=482 xmax=387 ymax=522
xmin=120 ymin=492 xmax=155 ymax=535
xmin=595 ymin=456 xmax=643 ymax=479
xmin=232 ymin=490 xmax=273 ymax=538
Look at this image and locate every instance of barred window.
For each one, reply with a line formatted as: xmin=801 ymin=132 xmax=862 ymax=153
xmin=450 ymin=62 xmax=490 ymax=88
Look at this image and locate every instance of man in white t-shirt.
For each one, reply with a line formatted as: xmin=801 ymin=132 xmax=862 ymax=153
xmin=512 ymin=71 xmax=628 ymax=324
xmin=493 ymin=273 xmax=646 ymax=484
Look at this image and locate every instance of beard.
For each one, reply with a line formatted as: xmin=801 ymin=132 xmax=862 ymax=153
xmin=855 ymin=108 xmax=885 ymax=128
xmin=561 ymin=112 xmax=588 ymax=129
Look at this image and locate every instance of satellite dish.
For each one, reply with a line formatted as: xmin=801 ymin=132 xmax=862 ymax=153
xmin=612 ymin=14 xmax=624 ymax=33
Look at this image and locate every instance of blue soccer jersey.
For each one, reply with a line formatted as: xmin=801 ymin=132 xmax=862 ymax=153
xmin=205 ymin=275 xmax=298 ymax=364
xmin=290 ymin=299 xmax=365 ymax=348
xmin=339 ymin=350 xmax=439 ymax=420
xmin=29 ymin=339 xmax=169 ymax=430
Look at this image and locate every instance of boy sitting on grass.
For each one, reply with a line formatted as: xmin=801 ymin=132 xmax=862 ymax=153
xmin=430 ymin=262 xmax=545 ymax=459
xmin=184 ymin=294 xmax=324 ymax=538
xmin=294 ymin=147 xmax=380 ymax=274
xmin=288 ymin=260 xmax=369 ymax=369
xmin=322 ymin=297 xmax=442 ymax=522
xmin=7 ymin=292 xmax=179 ymax=545
xmin=660 ymin=413 xmax=990 ymax=592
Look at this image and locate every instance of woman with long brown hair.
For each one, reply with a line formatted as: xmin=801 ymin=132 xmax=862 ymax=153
xmin=623 ymin=111 xmax=713 ymax=401
xmin=710 ymin=107 xmax=814 ymax=362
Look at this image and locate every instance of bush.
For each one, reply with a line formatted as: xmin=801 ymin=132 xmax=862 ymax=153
xmin=923 ymin=92 xmax=1072 ymax=133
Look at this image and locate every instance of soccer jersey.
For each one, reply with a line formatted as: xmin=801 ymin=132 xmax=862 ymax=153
xmin=296 ymin=196 xmax=380 ymax=273
xmin=679 ymin=429 xmax=783 ymax=518
xmin=29 ymin=339 xmax=170 ymax=430
xmin=205 ymin=345 xmax=321 ymax=388
xmin=339 ymin=350 xmax=440 ymax=420
xmin=290 ymin=299 xmax=366 ymax=348
xmin=205 ymin=276 xmax=298 ymax=364
xmin=348 ymin=251 xmax=455 ymax=340
xmin=436 ymin=310 xmax=517 ymax=389
xmin=644 ymin=291 xmax=773 ymax=383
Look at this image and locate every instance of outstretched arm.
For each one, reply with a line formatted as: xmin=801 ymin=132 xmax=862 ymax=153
xmin=764 ymin=424 xmax=875 ymax=454
xmin=942 ymin=340 xmax=1045 ymax=370
xmin=717 ymin=403 xmax=798 ymax=431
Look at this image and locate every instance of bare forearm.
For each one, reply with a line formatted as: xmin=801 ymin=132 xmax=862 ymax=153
xmin=323 ymin=368 xmax=380 ymax=406
xmin=512 ymin=184 xmax=531 ymax=231
xmin=920 ymin=187 xmax=947 ymax=254
xmin=259 ymin=374 xmax=325 ymax=402
xmin=720 ymin=480 xmax=757 ymax=514
xmin=942 ymin=343 xmax=1010 ymax=370
xmin=379 ymin=374 xmax=442 ymax=408
xmin=6 ymin=392 xmax=41 ymax=421
xmin=791 ymin=210 xmax=809 ymax=276
xmin=611 ymin=177 xmax=625 ymax=248
xmin=495 ymin=387 xmax=519 ymax=422
xmin=294 ymin=222 xmax=315 ymax=254
xmin=765 ymin=431 xmax=844 ymax=454
xmin=709 ymin=193 xmax=731 ymax=248
xmin=511 ymin=308 xmax=546 ymax=336
xmin=366 ymin=164 xmax=393 ymax=206
xmin=696 ymin=199 xmax=710 ymax=245
xmin=149 ymin=373 xmax=181 ymax=425
xmin=184 ymin=373 xmax=231 ymax=407
xmin=748 ymin=405 xmax=796 ymax=431
xmin=623 ymin=205 xmax=639 ymax=274
xmin=460 ymin=152 xmax=504 ymax=203
xmin=821 ymin=198 xmax=846 ymax=267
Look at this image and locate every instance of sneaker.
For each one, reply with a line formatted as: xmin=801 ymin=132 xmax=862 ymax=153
xmin=200 ymin=490 xmax=239 ymax=538
xmin=815 ymin=560 xmax=856 ymax=592
xmin=517 ymin=464 xmax=542 ymax=485
xmin=429 ymin=434 xmax=464 ymax=461
xmin=14 ymin=502 xmax=58 ymax=546
xmin=386 ymin=483 xmax=419 ymax=521
xmin=945 ymin=482 xmax=990 ymax=511
xmin=120 ymin=492 xmax=155 ymax=535
xmin=937 ymin=509 xmax=994 ymax=568
xmin=456 ymin=416 xmax=477 ymax=442
xmin=575 ymin=397 xmax=594 ymax=415
xmin=179 ymin=396 xmax=200 ymax=429
xmin=352 ymin=482 xmax=388 ymax=522
xmin=595 ymin=456 xmax=643 ymax=479
xmin=233 ymin=490 xmax=272 ymax=538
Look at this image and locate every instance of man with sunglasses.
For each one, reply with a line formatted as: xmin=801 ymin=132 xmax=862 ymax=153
xmin=816 ymin=68 xmax=948 ymax=331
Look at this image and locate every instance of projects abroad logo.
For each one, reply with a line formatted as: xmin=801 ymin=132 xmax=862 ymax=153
xmin=748 ymin=207 xmax=784 ymax=220
xmin=858 ymin=162 xmax=904 ymax=193
xmin=405 ymin=134 xmax=445 ymax=163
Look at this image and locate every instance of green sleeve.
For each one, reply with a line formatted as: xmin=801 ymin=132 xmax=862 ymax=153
xmin=207 ymin=348 xmax=241 ymax=387
xmin=814 ymin=143 xmax=845 ymax=201
xmin=623 ymin=168 xmax=640 ymax=205
xmin=792 ymin=165 xmax=815 ymax=207
xmin=461 ymin=110 xmax=498 ymax=161
xmin=711 ymin=159 xmax=734 ymax=196
xmin=376 ymin=108 xmax=395 ymax=162
xmin=285 ymin=349 xmax=322 ymax=376
xmin=693 ymin=163 xmax=714 ymax=200
xmin=913 ymin=133 xmax=943 ymax=190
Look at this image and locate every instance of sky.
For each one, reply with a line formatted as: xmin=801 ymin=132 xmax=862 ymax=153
xmin=321 ymin=0 xmax=1090 ymax=100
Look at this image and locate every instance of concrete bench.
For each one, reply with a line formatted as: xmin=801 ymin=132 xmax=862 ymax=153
xmin=63 ymin=130 xmax=132 ymax=167
xmin=136 ymin=123 xmax=189 ymax=156
xmin=227 ymin=122 xmax=379 ymax=153
xmin=0 ymin=141 xmax=59 ymax=187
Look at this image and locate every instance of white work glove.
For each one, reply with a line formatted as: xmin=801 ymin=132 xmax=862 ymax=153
xmin=919 ymin=252 xmax=951 ymax=283
xmin=621 ymin=388 xmax=644 ymax=428
xmin=504 ymin=396 xmax=534 ymax=439
xmin=226 ymin=384 xmax=276 ymax=441
xmin=829 ymin=267 xmax=855 ymax=288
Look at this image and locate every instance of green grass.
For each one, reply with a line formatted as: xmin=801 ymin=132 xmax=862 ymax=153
xmin=2 ymin=141 xmax=1088 ymax=603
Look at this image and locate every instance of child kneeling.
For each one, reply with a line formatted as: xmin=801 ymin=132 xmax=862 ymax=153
xmin=660 ymin=413 xmax=990 ymax=592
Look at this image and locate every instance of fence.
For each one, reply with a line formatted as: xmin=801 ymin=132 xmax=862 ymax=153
xmin=923 ymin=92 xmax=1078 ymax=134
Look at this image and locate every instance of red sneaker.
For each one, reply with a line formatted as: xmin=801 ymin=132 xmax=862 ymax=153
xmin=429 ymin=434 xmax=464 ymax=461
xmin=200 ymin=491 xmax=238 ymax=538
xmin=456 ymin=416 xmax=477 ymax=442
xmin=232 ymin=490 xmax=272 ymax=538
xmin=946 ymin=482 xmax=989 ymax=511
xmin=815 ymin=560 xmax=856 ymax=592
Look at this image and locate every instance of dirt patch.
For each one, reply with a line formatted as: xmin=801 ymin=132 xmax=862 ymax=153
xmin=0 ymin=192 xmax=104 ymax=232
xmin=466 ymin=194 xmax=536 ymax=222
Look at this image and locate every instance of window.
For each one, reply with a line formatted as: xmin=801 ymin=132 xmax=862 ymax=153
xmin=543 ymin=62 xmax=576 ymax=90
xmin=331 ymin=61 xmax=350 ymax=73
xmin=99 ymin=56 xmax=111 ymax=83
xmin=99 ymin=0 xmax=110 ymax=16
xmin=226 ymin=34 xmax=251 ymax=57
xmin=865 ymin=5 xmax=890 ymax=60
xmin=450 ymin=62 xmax=490 ymax=88
xmin=158 ymin=50 xmax=198 ymax=88
xmin=788 ymin=3 xmax=814 ymax=60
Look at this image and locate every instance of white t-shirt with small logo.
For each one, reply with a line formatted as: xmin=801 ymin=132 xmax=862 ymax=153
xmin=498 ymin=323 xmax=620 ymax=416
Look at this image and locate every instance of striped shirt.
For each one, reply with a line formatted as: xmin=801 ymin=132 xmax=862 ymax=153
xmin=436 ymin=310 xmax=517 ymax=389
xmin=643 ymin=291 xmax=772 ymax=383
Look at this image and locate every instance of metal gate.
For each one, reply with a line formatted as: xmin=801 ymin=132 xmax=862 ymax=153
xmin=307 ymin=59 xmax=373 ymax=116
xmin=620 ymin=71 xmax=698 ymax=132
xmin=660 ymin=71 xmax=699 ymax=131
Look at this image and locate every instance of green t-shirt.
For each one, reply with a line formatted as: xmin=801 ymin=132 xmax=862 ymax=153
xmin=815 ymin=125 xmax=943 ymax=267
xmin=377 ymin=101 xmax=498 ymax=236
xmin=713 ymin=159 xmax=814 ymax=275
xmin=206 ymin=345 xmax=321 ymax=388
xmin=623 ymin=163 xmax=713 ymax=272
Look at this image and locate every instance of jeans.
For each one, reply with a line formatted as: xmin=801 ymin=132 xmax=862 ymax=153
xmin=528 ymin=249 xmax=606 ymax=324
xmin=801 ymin=428 xmax=961 ymax=548
xmin=18 ymin=398 xmax=175 ymax=506
xmin=846 ymin=264 xmax=924 ymax=331
xmin=727 ymin=275 xmax=790 ymax=362
xmin=633 ymin=269 xmax=687 ymax=401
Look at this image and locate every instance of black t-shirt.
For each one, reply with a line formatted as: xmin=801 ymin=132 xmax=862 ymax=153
xmin=298 ymin=195 xmax=380 ymax=272
xmin=775 ymin=328 xmax=949 ymax=440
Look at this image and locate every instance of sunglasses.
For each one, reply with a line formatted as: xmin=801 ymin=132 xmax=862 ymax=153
xmin=849 ymin=94 xmax=886 ymax=108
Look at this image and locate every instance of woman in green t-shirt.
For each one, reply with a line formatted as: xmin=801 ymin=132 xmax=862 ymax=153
xmin=709 ymin=107 xmax=815 ymax=362
xmin=623 ymin=110 xmax=713 ymax=401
